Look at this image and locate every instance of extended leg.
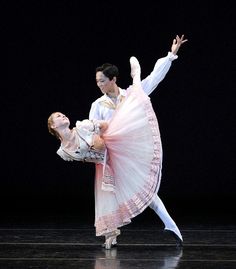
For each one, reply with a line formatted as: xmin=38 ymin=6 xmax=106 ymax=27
xmin=149 ymin=195 xmax=183 ymax=245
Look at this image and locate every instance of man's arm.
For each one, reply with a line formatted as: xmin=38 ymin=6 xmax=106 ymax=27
xmin=141 ymin=34 xmax=188 ymax=96
xmin=89 ymin=101 xmax=100 ymax=120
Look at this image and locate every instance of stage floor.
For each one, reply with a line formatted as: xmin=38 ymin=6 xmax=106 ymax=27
xmin=0 ymin=216 xmax=235 ymax=269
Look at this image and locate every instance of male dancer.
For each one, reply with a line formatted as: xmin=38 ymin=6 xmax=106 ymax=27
xmin=89 ymin=35 xmax=188 ymax=246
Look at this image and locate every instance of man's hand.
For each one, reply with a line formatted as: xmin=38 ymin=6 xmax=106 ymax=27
xmin=171 ymin=34 xmax=188 ymax=55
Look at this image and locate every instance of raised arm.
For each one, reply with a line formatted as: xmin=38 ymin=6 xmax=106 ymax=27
xmin=140 ymin=34 xmax=188 ymax=96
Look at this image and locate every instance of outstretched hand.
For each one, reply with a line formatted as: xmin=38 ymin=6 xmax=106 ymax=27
xmin=171 ymin=34 xmax=188 ymax=55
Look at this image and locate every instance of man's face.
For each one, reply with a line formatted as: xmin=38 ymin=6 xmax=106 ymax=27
xmin=96 ymin=71 xmax=115 ymax=94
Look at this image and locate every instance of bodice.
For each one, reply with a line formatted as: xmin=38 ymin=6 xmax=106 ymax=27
xmin=57 ymin=119 xmax=105 ymax=163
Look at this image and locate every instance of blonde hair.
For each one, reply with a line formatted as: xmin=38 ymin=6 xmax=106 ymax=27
xmin=47 ymin=112 xmax=61 ymax=140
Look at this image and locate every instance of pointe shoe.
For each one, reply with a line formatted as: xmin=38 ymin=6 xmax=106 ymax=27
xmin=129 ymin=56 xmax=141 ymax=80
xmin=164 ymin=228 xmax=183 ymax=247
xmin=102 ymin=237 xmax=117 ymax=248
xmin=104 ymin=229 xmax=120 ymax=250
xmin=105 ymin=235 xmax=117 ymax=250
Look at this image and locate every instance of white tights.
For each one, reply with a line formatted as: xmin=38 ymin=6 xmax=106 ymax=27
xmin=105 ymin=194 xmax=183 ymax=245
xmin=149 ymin=195 xmax=179 ymax=230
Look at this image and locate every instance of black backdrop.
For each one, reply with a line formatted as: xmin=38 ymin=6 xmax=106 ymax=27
xmin=5 ymin=1 xmax=235 ymax=223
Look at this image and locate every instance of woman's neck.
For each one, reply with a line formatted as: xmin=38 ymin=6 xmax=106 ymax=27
xmin=60 ymin=128 xmax=73 ymax=139
xmin=61 ymin=128 xmax=78 ymax=150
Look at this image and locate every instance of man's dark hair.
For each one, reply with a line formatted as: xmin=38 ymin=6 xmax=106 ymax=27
xmin=96 ymin=63 xmax=119 ymax=80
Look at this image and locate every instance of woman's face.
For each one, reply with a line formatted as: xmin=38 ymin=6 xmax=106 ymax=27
xmin=51 ymin=112 xmax=70 ymax=129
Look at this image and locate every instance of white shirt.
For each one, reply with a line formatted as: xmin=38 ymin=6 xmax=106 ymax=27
xmin=89 ymin=52 xmax=178 ymax=121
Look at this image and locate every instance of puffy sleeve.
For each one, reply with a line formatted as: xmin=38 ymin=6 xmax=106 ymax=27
xmin=77 ymin=119 xmax=95 ymax=131
xmin=75 ymin=120 xmax=94 ymax=149
xmin=57 ymin=147 xmax=74 ymax=161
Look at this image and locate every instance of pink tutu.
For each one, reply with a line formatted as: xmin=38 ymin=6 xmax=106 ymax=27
xmin=94 ymin=83 xmax=163 ymax=236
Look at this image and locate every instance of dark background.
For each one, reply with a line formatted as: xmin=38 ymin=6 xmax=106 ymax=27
xmin=5 ymin=1 xmax=235 ymax=224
